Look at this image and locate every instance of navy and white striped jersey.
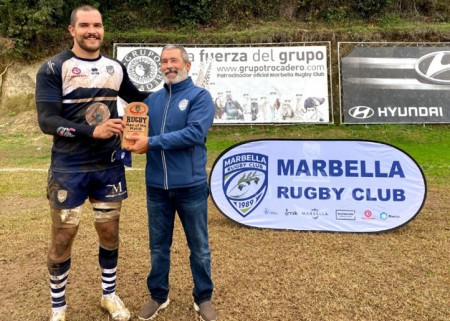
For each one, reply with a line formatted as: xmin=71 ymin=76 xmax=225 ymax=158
xmin=36 ymin=50 xmax=147 ymax=172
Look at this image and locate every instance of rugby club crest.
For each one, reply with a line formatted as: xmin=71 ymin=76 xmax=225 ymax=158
xmin=222 ymin=153 xmax=268 ymax=217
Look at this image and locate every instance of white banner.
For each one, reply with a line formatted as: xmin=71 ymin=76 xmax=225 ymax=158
xmin=210 ymin=140 xmax=426 ymax=233
xmin=115 ymin=44 xmax=331 ymax=124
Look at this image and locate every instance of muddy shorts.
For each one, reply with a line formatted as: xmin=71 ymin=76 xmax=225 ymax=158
xmin=47 ymin=166 xmax=128 ymax=209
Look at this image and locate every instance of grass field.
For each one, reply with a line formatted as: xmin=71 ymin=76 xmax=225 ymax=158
xmin=0 ymin=118 xmax=449 ymax=321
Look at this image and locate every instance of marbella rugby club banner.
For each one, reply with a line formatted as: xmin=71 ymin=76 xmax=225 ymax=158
xmin=210 ymin=140 xmax=426 ymax=233
xmin=115 ymin=44 xmax=331 ymax=124
xmin=340 ymin=43 xmax=450 ymax=124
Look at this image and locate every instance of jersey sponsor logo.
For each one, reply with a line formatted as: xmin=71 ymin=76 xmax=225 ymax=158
xmin=106 ymin=182 xmax=126 ymax=198
xmin=69 ymin=67 xmax=86 ymax=79
xmin=415 ymin=51 xmax=450 ymax=84
xmin=121 ymin=49 xmax=163 ymax=90
xmin=179 ymin=99 xmax=188 ymax=111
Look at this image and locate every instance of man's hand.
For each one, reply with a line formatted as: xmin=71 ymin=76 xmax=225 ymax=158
xmin=125 ymin=135 xmax=149 ymax=154
xmin=93 ymin=119 xmax=124 ymax=139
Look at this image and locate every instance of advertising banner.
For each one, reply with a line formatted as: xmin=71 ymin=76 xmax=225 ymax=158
xmin=115 ymin=44 xmax=331 ymax=124
xmin=340 ymin=43 xmax=450 ymax=124
xmin=210 ymin=140 xmax=426 ymax=233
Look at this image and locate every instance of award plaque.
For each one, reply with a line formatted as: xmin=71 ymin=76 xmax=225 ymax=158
xmin=121 ymin=102 xmax=149 ymax=149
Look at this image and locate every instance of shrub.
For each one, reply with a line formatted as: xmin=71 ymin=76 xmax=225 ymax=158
xmin=353 ymin=0 xmax=390 ymax=18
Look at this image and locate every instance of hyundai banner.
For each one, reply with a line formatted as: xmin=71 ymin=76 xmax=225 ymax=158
xmin=340 ymin=43 xmax=450 ymax=124
xmin=210 ymin=140 xmax=426 ymax=233
xmin=115 ymin=44 xmax=331 ymax=124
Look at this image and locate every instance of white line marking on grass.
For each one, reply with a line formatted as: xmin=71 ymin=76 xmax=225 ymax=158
xmin=0 ymin=165 xmax=445 ymax=173
xmin=0 ymin=168 xmax=145 ymax=172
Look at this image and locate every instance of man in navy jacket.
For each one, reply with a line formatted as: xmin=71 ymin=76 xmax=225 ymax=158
xmin=126 ymin=44 xmax=217 ymax=321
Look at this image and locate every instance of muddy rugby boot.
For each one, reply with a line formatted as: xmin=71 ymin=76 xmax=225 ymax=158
xmin=101 ymin=294 xmax=131 ymax=321
xmin=50 ymin=307 xmax=66 ymax=321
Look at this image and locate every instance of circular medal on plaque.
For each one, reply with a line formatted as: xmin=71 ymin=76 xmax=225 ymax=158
xmin=85 ymin=102 xmax=111 ymax=125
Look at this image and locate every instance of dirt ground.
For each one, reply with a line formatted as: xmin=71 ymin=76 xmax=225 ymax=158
xmin=0 ymin=113 xmax=448 ymax=320
xmin=0 ymin=173 xmax=449 ymax=321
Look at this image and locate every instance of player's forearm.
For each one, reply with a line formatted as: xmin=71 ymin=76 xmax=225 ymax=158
xmin=36 ymin=102 xmax=95 ymax=138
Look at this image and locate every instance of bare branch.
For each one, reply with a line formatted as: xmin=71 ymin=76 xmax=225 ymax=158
xmin=0 ymin=62 xmax=13 ymax=77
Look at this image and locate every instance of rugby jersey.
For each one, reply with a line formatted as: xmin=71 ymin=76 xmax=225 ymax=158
xmin=36 ymin=50 xmax=146 ymax=172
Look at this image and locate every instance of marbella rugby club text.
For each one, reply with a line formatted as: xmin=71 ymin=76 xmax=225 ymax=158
xmin=225 ymin=154 xmax=409 ymax=202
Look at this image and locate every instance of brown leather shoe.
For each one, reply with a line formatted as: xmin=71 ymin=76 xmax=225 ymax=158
xmin=194 ymin=301 xmax=218 ymax=321
xmin=138 ymin=298 xmax=169 ymax=320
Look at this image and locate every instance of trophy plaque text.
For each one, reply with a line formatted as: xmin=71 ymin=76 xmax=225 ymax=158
xmin=121 ymin=102 xmax=149 ymax=149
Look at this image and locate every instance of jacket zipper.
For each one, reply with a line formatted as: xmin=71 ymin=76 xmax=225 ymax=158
xmin=161 ymin=85 xmax=171 ymax=189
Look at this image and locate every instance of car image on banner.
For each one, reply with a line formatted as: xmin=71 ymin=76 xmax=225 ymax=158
xmin=209 ymin=140 xmax=427 ymax=233
xmin=340 ymin=44 xmax=450 ymax=124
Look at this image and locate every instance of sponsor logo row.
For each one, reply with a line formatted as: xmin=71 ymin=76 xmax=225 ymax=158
xmin=263 ymin=208 xmax=401 ymax=221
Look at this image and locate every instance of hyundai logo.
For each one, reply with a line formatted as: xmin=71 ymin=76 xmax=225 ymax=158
xmin=348 ymin=106 xmax=375 ymax=119
xmin=415 ymin=51 xmax=450 ymax=84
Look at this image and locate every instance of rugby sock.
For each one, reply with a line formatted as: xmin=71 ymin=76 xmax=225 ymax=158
xmin=99 ymin=245 xmax=118 ymax=297
xmin=48 ymin=257 xmax=71 ymax=311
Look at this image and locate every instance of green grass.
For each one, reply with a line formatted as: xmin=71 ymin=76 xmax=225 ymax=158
xmin=0 ymin=134 xmax=52 ymax=167
xmin=206 ymin=124 xmax=450 ymax=184
xmin=106 ymin=20 xmax=450 ymax=43
xmin=0 ymin=124 xmax=448 ymax=185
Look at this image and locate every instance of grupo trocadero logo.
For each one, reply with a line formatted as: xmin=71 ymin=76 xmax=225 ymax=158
xmin=222 ymin=153 xmax=268 ymax=217
xmin=415 ymin=51 xmax=450 ymax=84
xmin=121 ymin=49 xmax=163 ymax=90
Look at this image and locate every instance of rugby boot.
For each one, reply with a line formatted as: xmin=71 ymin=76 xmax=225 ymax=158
xmin=101 ymin=294 xmax=131 ymax=321
xmin=50 ymin=307 xmax=66 ymax=321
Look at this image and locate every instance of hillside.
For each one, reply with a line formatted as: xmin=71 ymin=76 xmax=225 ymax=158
xmin=1 ymin=0 xmax=450 ymax=61
xmin=1 ymin=1 xmax=450 ymax=124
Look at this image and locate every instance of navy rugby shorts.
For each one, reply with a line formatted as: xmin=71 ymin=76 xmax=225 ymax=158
xmin=47 ymin=166 xmax=128 ymax=209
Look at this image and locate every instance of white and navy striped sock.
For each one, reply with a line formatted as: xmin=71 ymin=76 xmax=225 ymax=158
xmin=48 ymin=258 xmax=71 ymax=311
xmin=101 ymin=266 xmax=117 ymax=296
xmin=99 ymin=245 xmax=118 ymax=296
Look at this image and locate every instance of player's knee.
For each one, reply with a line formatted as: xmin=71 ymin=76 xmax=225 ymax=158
xmin=97 ymin=221 xmax=120 ymax=248
xmin=48 ymin=231 xmax=76 ymax=263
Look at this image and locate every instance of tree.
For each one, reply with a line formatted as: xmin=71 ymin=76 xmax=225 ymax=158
xmin=0 ymin=0 xmax=64 ymax=58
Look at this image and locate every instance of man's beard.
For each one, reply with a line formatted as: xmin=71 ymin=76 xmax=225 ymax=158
xmin=164 ymin=66 xmax=189 ymax=85
xmin=76 ymin=34 xmax=103 ymax=53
